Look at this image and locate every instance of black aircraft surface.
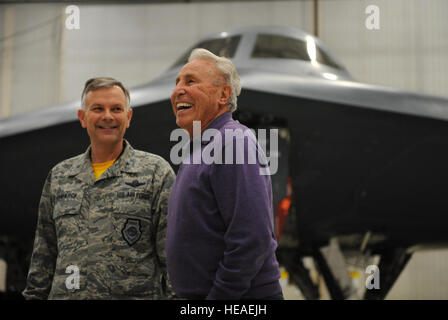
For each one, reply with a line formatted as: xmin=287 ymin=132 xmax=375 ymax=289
xmin=1 ymin=25 xmax=448 ymax=299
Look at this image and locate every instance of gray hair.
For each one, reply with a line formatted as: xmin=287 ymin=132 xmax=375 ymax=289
xmin=81 ymin=77 xmax=130 ymax=110
xmin=188 ymin=48 xmax=241 ymax=112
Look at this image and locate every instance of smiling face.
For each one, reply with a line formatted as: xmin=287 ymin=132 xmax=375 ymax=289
xmin=171 ymin=59 xmax=231 ymax=136
xmin=78 ymin=85 xmax=132 ymax=149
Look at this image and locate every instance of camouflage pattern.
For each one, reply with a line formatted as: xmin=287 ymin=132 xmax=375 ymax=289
xmin=22 ymin=141 xmax=176 ymax=300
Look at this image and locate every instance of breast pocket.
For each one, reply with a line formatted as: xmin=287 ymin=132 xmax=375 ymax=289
xmin=52 ymin=195 xmax=84 ymax=254
xmin=111 ymin=190 xmax=154 ymax=263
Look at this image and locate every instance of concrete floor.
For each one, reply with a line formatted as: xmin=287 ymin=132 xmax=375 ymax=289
xmin=386 ymin=248 xmax=448 ymax=299
xmin=3 ymin=250 xmax=448 ymax=299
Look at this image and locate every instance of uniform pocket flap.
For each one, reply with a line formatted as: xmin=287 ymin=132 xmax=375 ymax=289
xmin=53 ymin=191 xmax=83 ymax=219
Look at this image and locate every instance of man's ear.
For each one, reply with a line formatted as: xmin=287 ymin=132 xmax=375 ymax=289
xmin=78 ymin=109 xmax=87 ymax=128
xmin=126 ymin=108 xmax=133 ymax=128
xmin=218 ymin=84 xmax=232 ymax=107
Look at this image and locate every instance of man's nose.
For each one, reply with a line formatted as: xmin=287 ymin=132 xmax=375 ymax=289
xmin=173 ymin=83 xmax=186 ymax=97
xmin=103 ymin=108 xmax=114 ymax=120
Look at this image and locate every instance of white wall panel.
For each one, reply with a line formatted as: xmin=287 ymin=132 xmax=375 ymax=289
xmin=0 ymin=6 xmax=14 ymax=118
xmin=319 ymin=0 xmax=448 ymax=98
xmin=1 ymin=4 xmax=63 ymax=116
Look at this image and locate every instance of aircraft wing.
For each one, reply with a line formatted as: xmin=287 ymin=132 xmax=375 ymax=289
xmin=0 ymin=79 xmax=174 ymax=139
xmin=240 ymin=69 xmax=448 ymax=121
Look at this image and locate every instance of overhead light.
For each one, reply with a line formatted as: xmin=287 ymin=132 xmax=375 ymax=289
xmin=220 ymin=32 xmax=228 ymax=37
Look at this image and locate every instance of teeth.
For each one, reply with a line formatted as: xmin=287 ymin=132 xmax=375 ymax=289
xmin=177 ymin=103 xmax=193 ymax=110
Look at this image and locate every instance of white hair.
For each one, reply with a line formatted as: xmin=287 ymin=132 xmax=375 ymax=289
xmin=188 ymin=48 xmax=241 ymax=112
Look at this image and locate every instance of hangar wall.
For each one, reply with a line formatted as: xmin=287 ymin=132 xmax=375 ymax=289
xmin=1 ymin=0 xmax=447 ymax=299
xmin=0 ymin=1 xmax=313 ymax=117
xmin=0 ymin=5 xmax=63 ymax=117
xmin=320 ymin=0 xmax=448 ymax=100
xmin=2 ymin=0 xmax=446 ymax=118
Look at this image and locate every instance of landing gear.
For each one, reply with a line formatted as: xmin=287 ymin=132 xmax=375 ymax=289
xmin=279 ymin=235 xmax=412 ymax=300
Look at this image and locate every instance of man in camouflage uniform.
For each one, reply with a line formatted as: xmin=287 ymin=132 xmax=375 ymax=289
xmin=22 ymin=77 xmax=175 ymax=299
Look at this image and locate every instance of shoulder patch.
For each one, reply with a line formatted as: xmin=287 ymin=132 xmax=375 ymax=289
xmin=121 ymin=218 xmax=142 ymax=246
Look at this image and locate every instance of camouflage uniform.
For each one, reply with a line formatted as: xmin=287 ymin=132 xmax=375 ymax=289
xmin=22 ymin=141 xmax=175 ymax=299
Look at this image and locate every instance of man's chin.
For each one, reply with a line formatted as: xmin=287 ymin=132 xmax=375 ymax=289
xmin=176 ymin=119 xmax=190 ymax=130
xmin=92 ymin=135 xmax=122 ymax=146
xmin=176 ymin=123 xmax=193 ymax=136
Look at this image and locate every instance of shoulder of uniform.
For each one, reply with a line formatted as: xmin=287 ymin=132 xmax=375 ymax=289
xmin=50 ymin=153 xmax=84 ymax=175
xmin=130 ymin=149 xmax=174 ymax=173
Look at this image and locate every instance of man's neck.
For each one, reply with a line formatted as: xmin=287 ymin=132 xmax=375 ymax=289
xmin=90 ymin=141 xmax=124 ymax=163
xmin=188 ymin=107 xmax=230 ymax=137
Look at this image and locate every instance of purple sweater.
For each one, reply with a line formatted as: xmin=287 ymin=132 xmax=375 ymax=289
xmin=166 ymin=112 xmax=282 ymax=299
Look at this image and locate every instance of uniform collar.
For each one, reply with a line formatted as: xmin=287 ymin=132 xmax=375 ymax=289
xmin=68 ymin=139 xmax=138 ymax=183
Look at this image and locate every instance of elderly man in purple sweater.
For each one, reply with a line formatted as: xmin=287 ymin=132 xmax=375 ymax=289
xmin=166 ymin=48 xmax=283 ymax=300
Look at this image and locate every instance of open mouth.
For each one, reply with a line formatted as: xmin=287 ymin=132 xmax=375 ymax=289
xmin=177 ymin=103 xmax=193 ymax=112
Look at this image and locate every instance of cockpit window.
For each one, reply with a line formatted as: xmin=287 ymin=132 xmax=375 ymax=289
xmin=171 ymin=35 xmax=241 ymax=68
xmin=251 ymin=34 xmax=343 ymax=70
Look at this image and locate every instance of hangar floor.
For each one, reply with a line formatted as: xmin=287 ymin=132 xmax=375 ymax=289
xmin=3 ymin=250 xmax=448 ymax=299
